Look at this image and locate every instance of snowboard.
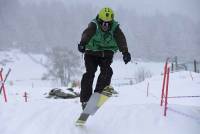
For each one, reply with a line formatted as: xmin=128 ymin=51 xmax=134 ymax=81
xmin=75 ymin=86 xmax=114 ymax=126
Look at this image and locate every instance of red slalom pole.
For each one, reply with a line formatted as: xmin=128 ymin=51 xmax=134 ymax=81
xmin=160 ymin=58 xmax=169 ymax=106
xmin=164 ymin=67 xmax=170 ymax=116
xmin=0 ymin=68 xmax=8 ymax=102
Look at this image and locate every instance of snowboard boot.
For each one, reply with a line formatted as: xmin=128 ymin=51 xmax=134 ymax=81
xmin=101 ymin=86 xmax=114 ymax=97
xmin=81 ymin=102 xmax=87 ymax=110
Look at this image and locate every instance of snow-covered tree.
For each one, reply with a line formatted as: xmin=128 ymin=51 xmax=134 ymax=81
xmin=45 ymin=47 xmax=80 ymax=86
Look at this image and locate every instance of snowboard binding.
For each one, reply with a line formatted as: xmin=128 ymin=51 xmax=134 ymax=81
xmin=101 ymin=86 xmax=114 ymax=97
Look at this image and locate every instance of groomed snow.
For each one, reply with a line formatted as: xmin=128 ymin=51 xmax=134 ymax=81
xmin=0 ymin=50 xmax=200 ymax=134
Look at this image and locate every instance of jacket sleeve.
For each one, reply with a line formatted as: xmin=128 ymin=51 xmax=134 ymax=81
xmin=80 ymin=22 xmax=96 ymax=46
xmin=114 ymin=26 xmax=129 ymax=53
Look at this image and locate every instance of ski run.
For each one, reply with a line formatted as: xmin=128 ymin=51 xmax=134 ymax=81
xmin=0 ymin=50 xmax=200 ymax=134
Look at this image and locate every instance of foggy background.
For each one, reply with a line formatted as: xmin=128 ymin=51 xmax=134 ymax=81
xmin=0 ymin=0 xmax=200 ymax=61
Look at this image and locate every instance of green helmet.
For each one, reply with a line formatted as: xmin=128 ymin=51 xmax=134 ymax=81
xmin=98 ymin=7 xmax=114 ymax=22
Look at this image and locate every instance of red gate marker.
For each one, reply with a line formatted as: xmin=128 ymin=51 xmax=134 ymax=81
xmin=164 ymin=67 xmax=170 ymax=116
xmin=0 ymin=68 xmax=8 ymax=102
xmin=160 ymin=58 xmax=169 ymax=106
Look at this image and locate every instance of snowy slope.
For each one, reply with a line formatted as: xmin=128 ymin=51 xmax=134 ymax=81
xmin=0 ymin=51 xmax=200 ymax=134
xmin=0 ymin=49 xmax=46 ymax=80
xmin=0 ymin=50 xmax=59 ymax=88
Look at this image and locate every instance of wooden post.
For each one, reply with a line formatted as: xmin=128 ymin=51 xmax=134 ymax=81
xmin=23 ymin=92 xmax=28 ymax=102
xmin=171 ymin=63 xmax=174 ymax=72
xmin=194 ymin=60 xmax=197 ymax=73
xmin=147 ymin=82 xmax=149 ymax=97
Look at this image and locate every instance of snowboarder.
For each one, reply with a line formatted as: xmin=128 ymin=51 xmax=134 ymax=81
xmin=78 ymin=7 xmax=131 ymax=110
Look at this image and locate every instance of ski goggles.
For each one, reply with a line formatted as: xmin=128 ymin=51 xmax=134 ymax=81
xmin=98 ymin=19 xmax=112 ymax=31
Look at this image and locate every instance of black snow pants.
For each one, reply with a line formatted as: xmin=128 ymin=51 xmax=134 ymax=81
xmin=80 ymin=50 xmax=114 ymax=102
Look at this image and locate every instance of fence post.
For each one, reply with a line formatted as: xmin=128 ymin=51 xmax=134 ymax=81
xmin=171 ymin=63 xmax=174 ymax=72
xmin=23 ymin=92 xmax=28 ymax=102
xmin=194 ymin=60 xmax=197 ymax=73
xmin=147 ymin=82 xmax=149 ymax=97
xmin=174 ymin=56 xmax=178 ymax=70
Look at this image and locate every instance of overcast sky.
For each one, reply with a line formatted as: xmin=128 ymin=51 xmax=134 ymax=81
xmin=21 ymin=0 xmax=200 ymax=22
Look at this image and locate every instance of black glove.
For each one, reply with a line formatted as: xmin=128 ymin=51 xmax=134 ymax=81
xmin=123 ymin=52 xmax=131 ymax=64
xmin=78 ymin=43 xmax=85 ymax=53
